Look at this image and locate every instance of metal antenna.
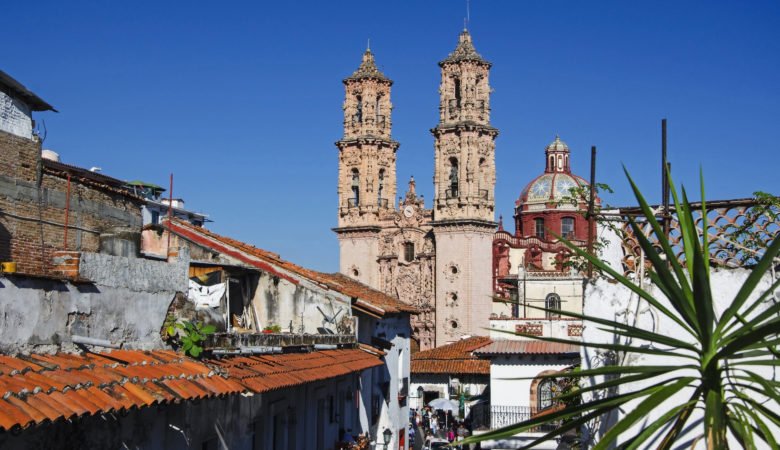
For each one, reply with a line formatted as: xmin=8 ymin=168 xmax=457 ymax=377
xmin=465 ymin=0 xmax=471 ymax=29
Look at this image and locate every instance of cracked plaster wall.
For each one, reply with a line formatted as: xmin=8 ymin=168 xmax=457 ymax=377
xmin=0 ymin=248 xmax=189 ymax=354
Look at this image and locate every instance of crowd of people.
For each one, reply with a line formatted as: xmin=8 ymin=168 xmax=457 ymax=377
xmin=409 ymin=407 xmax=472 ymax=449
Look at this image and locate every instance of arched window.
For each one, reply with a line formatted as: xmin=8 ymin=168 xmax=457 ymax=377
xmin=545 ymin=293 xmax=561 ymax=319
xmin=377 ymin=169 xmax=385 ymax=206
xmin=448 ymin=158 xmax=459 ymax=198
xmin=404 ymin=242 xmax=415 ymax=262
xmin=350 ymin=169 xmax=360 ymax=206
xmin=478 ymin=158 xmax=488 ymax=199
xmin=538 ymin=378 xmax=556 ymax=410
xmin=548 ymin=156 xmax=554 ymax=171
xmin=561 ymin=217 xmax=575 ymax=238
xmin=534 ymin=218 xmax=545 ymax=239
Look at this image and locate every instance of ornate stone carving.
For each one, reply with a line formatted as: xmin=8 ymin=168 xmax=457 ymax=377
xmin=395 ymin=265 xmax=420 ymax=306
xmin=443 ymin=262 xmax=461 ymax=282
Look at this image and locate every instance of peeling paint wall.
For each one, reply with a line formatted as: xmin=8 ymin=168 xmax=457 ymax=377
xmin=254 ymin=271 xmax=352 ymax=334
xmin=0 ymin=249 xmax=188 ymax=354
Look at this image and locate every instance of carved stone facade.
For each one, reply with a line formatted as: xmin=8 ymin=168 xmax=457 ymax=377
xmin=431 ymin=30 xmax=498 ymax=346
xmin=336 ymin=32 xmax=499 ymax=351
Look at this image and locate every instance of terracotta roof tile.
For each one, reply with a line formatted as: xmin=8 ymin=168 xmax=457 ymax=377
xmin=165 ymin=220 xmax=418 ymax=316
xmin=411 ymin=336 xmax=492 ymax=375
xmin=0 ymin=347 xmax=381 ymax=432
xmin=473 ymin=340 xmax=580 ymax=355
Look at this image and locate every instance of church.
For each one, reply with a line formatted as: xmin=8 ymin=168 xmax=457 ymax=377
xmin=333 ymin=29 xmax=592 ymax=352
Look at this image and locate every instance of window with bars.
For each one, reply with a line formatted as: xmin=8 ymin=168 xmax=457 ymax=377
xmin=538 ymin=378 xmax=556 ymax=410
xmin=545 ymin=293 xmax=561 ymax=319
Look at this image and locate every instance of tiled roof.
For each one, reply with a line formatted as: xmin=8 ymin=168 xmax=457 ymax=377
xmin=165 ymin=219 xmax=417 ymax=316
xmin=208 ymin=349 xmax=381 ymax=394
xmin=474 ymin=340 xmax=580 ymax=356
xmin=411 ymin=336 xmax=492 ymax=375
xmin=0 ymin=348 xmax=381 ymax=432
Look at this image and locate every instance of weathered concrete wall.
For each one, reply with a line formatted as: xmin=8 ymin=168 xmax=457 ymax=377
xmin=78 ymin=249 xmax=187 ymax=292
xmin=0 ymin=249 xmax=188 ymax=353
xmin=255 ymin=271 xmax=352 ymax=334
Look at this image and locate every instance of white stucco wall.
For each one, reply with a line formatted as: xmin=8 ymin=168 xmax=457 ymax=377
xmin=582 ymin=266 xmax=779 ymax=448
xmin=489 ymin=356 xmax=574 ymax=408
xmin=0 ymin=90 xmax=33 ymax=139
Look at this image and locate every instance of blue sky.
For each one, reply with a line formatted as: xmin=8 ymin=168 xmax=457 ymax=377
xmin=4 ymin=1 xmax=779 ymax=272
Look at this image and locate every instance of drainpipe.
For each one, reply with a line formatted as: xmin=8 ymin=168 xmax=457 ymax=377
xmin=64 ymin=174 xmax=71 ymax=250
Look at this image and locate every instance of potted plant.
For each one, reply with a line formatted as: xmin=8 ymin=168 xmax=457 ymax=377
xmin=262 ymin=324 xmax=281 ymax=334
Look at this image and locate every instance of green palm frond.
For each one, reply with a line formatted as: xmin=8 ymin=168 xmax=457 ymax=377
xmin=462 ymin=170 xmax=780 ymax=449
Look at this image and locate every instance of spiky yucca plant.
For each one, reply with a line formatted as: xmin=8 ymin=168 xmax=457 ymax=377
xmin=461 ymin=170 xmax=780 ymax=449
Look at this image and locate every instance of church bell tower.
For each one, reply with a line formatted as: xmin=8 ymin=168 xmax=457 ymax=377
xmin=334 ymin=48 xmax=398 ymax=288
xmin=431 ymin=30 xmax=498 ymax=344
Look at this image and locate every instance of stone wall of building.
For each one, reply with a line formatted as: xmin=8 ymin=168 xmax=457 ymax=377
xmin=0 ymin=130 xmax=142 ymax=275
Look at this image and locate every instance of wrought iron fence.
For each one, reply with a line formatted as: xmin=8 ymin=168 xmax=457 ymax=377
xmin=487 ymin=405 xmax=559 ymax=432
xmin=615 ymin=198 xmax=780 ymax=277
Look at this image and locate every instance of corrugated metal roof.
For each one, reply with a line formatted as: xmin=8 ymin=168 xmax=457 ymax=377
xmin=0 ymin=348 xmax=381 ymax=432
xmin=411 ymin=336 xmax=491 ymax=375
xmin=473 ymin=340 xmax=580 ymax=356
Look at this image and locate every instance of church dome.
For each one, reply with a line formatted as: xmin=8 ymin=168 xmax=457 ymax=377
xmin=517 ymin=136 xmax=590 ymax=207
xmin=519 ymin=172 xmax=588 ymax=204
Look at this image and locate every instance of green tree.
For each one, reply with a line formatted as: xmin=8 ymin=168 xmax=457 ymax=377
xmin=463 ymin=169 xmax=780 ymax=449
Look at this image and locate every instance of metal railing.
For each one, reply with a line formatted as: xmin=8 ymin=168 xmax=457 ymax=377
xmin=487 ymin=406 xmax=559 ymax=432
xmin=377 ymin=198 xmax=389 ymax=208
xmin=446 ymin=188 xmax=459 ymax=199
xmin=347 ymin=198 xmax=359 ymax=207
xmin=478 ymin=189 xmax=489 ymax=200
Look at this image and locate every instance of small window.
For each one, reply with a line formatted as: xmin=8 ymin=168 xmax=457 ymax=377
xmin=545 ymin=293 xmax=561 ymax=319
xmin=450 ymin=265 xmax=458 ymax=275
xmin=377 ymin=169 xmax=385 ymax=206
xmin=538 ymin=378 xmax=556 ymax=410
xmin=350 ymin=169 xmax=360 ymax=206
xmin=403 ymin=242 xmax=415 ymax=262
xmin=535 ymin=218 xmax=545 ymax=239
xmin=561 ymin=217 xmax=575 ymax=238
xmin=150 ymin=210 xmax=160 ymax=225
xmin=448 ymin=158 xmax=459 ymax=198
xmin=352 ymin=268 xmax=360 ymax=277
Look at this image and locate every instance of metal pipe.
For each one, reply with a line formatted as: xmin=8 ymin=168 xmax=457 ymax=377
xmin=661 ymin=119 xmax=670 ymax=237
xmin=71 ymin=335 xmax=121 ymax=349
xmin=587 ymin=146 xmax=597 ymax=279
xmin=167 ymin=173 xmax=173 ymax=250
xmin=314 ymin=344 xmax=338 ymax=350
xmin=64 ymin=174 xmax=71 ymax=250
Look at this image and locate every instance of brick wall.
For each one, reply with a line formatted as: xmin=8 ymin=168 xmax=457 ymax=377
xmin=0 ymin=130 xmax=143 ymax=276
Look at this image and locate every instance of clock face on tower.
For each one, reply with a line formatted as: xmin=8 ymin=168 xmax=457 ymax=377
xmin=403 ymin=205 xmax=415 ymax=218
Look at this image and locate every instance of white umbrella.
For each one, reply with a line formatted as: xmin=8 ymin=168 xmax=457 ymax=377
xmin=428 ymin=398 xmax=459 ymax=429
